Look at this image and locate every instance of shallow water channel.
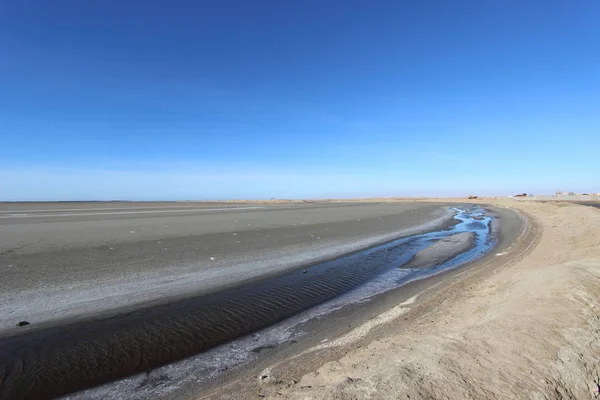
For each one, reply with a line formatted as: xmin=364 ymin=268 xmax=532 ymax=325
xmin=0 ymin=207 xmax=496 ymax=400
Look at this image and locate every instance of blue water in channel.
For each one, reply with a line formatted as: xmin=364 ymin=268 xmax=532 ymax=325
xmin=65 ymin=206 xmax=497 ymax=400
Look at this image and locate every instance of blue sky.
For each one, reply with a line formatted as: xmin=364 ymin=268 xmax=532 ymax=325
xmin=1 ymin=1 xmax=599 ymax=200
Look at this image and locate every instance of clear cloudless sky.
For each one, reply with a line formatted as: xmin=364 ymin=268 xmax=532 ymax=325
xmin=1 ymin=0 xmax=599 ymax=200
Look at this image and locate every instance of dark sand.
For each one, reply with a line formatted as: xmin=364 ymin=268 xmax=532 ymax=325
xmin=0 ymin=201 xmax=462 ymax=399
xmin=0 ymin=202 xmax=453 ymax=335
xmin=0 ymin=202 xmax=525 ymax=400
xmin=197 ymin=204 xmax=527 ymax=400
xmin=571 ymin=201 xmax=600 ymax=209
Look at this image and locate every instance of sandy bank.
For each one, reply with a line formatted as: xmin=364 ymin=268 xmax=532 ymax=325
xmin=403 ymin=231 xmax=476 ymax=268
xmin=206 ymin=200 xmax=600 ymax=400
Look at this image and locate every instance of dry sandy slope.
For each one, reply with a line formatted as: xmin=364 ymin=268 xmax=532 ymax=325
xmin=225 ymin=200 xmax=600 ymax=400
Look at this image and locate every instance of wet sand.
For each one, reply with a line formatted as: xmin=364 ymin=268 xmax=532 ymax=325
xmin=0 ymin=201 xmax=452 ymax=335
xmin=571 ymin=200 xmax=600 ymax=209
xmin=403 ymin=231 xmax=476 ymax=268
xmin=0 ymin=206 xmax=504 ymax=400
xmin=196 ymin=204 xmax=524 ymax=400
xmin=221 ymin=200 xmax=600 ymax=400
xmin=0 ymin=201 xmax=469 ymax=399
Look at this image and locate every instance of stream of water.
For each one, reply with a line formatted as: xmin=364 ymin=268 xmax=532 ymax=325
xmin=60 ymin=206 xmax=496 ymax=400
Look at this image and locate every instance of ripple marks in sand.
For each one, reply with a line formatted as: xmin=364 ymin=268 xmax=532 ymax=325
xmin=0 ymin=208 xmax=492 ymax=400
xmin=0 ymin=236 xmax=415 ymax=400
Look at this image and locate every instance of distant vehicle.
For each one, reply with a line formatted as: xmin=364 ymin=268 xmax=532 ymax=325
xmin=514 ymin=193 xmax=528 ymax=197
xmin=468 ymin=196 xmax=478 ymax=199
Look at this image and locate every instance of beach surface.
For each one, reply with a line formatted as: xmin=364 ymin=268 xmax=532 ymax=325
xmin=5 ymin=199 xmax=598 ymax=400
xmin=202 ymin=199 xmax=600 ymax=400
xmin=0 ymin=201 xmax=514 ymax=400
xmin=0 ymin=201 xmax=452 ymax=335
